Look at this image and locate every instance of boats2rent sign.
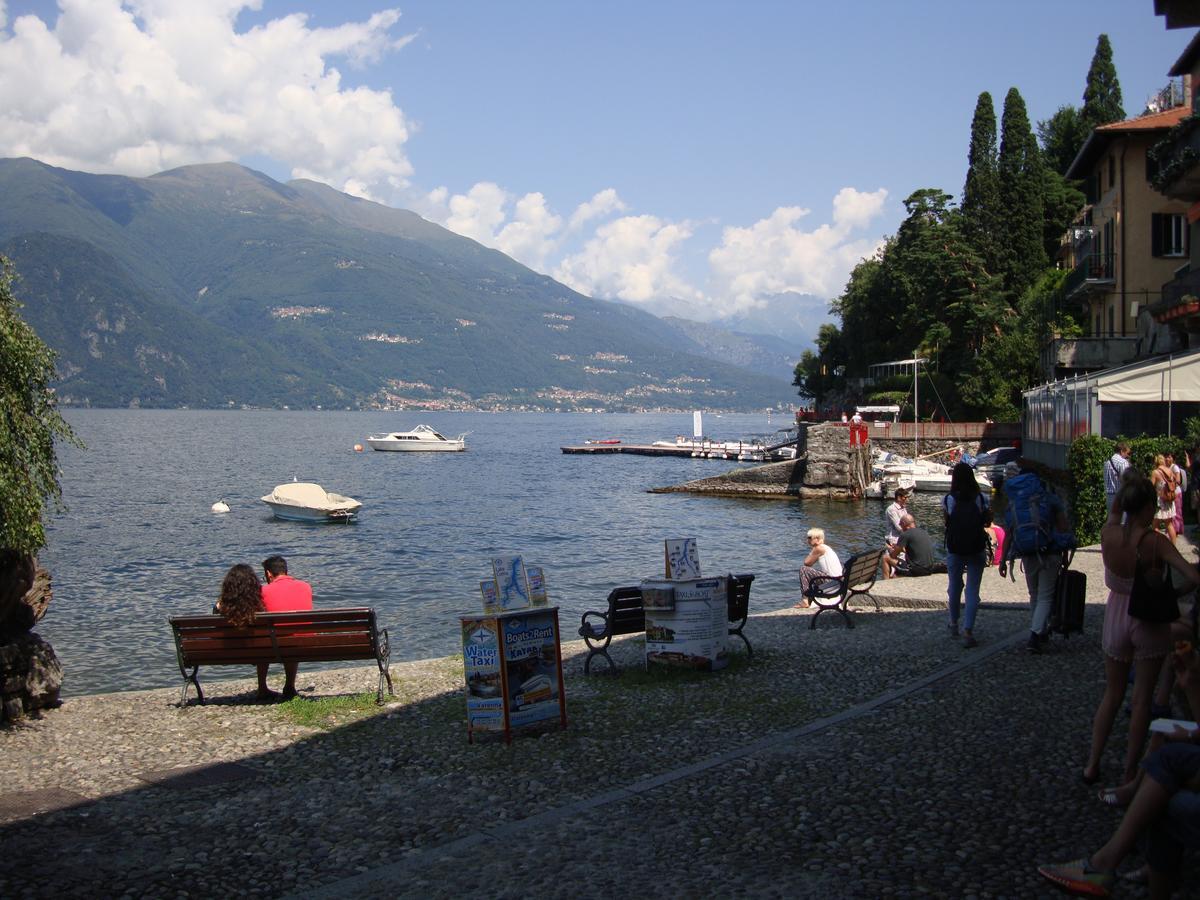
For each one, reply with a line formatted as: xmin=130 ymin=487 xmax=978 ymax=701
xmin=461 ymin=610 xmax=563 ymax=736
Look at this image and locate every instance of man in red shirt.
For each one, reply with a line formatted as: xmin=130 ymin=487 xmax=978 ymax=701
xmin=258 ymin=555 xmax=313 ymax=700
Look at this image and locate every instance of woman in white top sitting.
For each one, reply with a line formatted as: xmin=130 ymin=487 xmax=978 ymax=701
xmin=797 ymin=527 xmax=844 ymax=607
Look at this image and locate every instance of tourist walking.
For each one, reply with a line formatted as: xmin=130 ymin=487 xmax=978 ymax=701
xmin=1082 ymin=476 xmax=1200 ymax=787
xmin=1152 ymin=455 xmax=1177 ymax=544
xmin=1104 ymin=441 xmax=1131 ymax=513
xmin=943 ymin=462 xmax=989 ymax=648
xmin=999 ymin=463 xmax=1072 ymax=653
xmin=1167 ymin=451 xmax=1186 ymax=538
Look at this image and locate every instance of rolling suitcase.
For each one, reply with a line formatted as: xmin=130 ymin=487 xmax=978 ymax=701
xmin=1050 ymin=563 xmax=1086 ymax=638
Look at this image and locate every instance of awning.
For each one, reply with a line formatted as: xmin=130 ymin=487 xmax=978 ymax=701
xmin=1096 ymin=353 xmax=1200 ymax=402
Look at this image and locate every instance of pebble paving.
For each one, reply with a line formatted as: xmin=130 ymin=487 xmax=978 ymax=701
xmin=1 ymin=546 xmax=1197 ymax=898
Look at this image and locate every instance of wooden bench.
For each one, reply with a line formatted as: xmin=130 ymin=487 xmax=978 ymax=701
xmin=169 ymin=607 xmax=394 ymax=705
xmin=803 ymin=549 xmax=885 ymax=630
xmin=580 ymin=574 xmax=756 ymax=674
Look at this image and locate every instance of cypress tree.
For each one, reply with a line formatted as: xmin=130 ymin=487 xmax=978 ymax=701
xmin=998 ymin=87 xmax=1046 ymax=297
xmin=1081 ymin=34 xmax=1125 ymax=129
xmin=962 ymin=92 xmax=1001 ymax=274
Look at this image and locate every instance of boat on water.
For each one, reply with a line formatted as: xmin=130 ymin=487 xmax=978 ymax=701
xmin=872 ymin=450 xmax=991 ymax=494
xmin=261 ymin=481 xmax=362 ymax=522
xmin=366 ymin=424 xmax=469 ymax=452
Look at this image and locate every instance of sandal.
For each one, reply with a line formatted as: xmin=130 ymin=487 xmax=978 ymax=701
xmin=1096 ymin=788 xmax=1123 ymax=808
xmin=1037 ymin=858 xmax=1113 ymax=897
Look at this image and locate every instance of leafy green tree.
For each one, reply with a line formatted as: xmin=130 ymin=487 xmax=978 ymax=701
xmin=1042 ymin=167 xmax=1086 ymax=261
xmin=830 ymin=189 xmax=1008 ymax=418
xmin=961 ymin=92 xmax=1001 ymax=274
xmin=793 ymin=322 xmax=844 ymax=405
xmin=1038 ymin=104 xmax=1088 ymax=176
xmin=1081 ymin=34 xmax=1125 ymax=130
xmin=0 ymin=258 xmax=78 ymax=554
xmin=998 ymin=87 xmax=1047 ymax=297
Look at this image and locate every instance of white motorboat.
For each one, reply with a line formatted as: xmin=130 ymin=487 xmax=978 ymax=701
xmin=873 ymin=450 xmax=991 ymax=493
xmin=366 ymin=424 xmax=468 ymax=452
xmin=261 ymin=481 xmax=361 ymax=522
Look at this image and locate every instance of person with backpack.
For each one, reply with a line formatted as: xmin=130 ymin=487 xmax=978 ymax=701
xmin=943 ymin=462 xmax=990 ymax=649
xmin=998 ymin=460 xmax=1073 ymax=653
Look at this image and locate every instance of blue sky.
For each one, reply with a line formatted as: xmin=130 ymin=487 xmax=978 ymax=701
xmin=0 ymin=1 xmax=1193 ymax=329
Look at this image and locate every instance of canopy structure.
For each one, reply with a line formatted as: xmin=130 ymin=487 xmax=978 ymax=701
xmin=1093 ymin=352 xmax=1200 ymax=402
xmin=1021 ymin=348 xmax=1200 ymax=468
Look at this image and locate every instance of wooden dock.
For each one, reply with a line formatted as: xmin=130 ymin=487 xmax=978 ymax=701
xmin=561 ymin=443 xmax=695 ymax=457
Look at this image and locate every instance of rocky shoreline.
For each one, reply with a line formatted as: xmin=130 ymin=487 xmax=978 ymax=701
xmin=1 ymin=542 xmax=1181 ymax=897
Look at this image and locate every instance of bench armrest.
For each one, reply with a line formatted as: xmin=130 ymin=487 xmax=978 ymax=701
xmin=579 ymin=609 xmax=610 ymax=646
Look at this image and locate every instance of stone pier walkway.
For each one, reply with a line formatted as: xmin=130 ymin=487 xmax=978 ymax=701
xmin=0 ymin=545 xmax=1195 ymax=898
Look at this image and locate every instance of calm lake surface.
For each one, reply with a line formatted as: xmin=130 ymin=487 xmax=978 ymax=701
xmin=39 ymin=410 xmax=950 ymax=695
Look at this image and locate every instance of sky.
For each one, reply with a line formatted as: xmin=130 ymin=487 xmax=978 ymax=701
xmin=0 ymin=0 xmax=1193 ymax=329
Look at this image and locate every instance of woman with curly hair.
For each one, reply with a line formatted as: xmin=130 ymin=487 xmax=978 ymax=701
xmin=215 ymin=563 xmax=264 ymax=628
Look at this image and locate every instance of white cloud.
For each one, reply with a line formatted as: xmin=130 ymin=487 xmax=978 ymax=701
xmin=707 ymin=187 xmax=888 ymax=314
xmin=0 ymin=1 xmax=416 ymax=198
xmin=428 ymin=183 xmax=629 ymax=273
xmin=567 ymin=188 xmax=626 ymax=232
xmin=554 ymin=214 xmax=704 ymax=315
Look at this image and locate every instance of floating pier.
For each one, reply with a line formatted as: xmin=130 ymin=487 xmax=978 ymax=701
xmin=561 ymin=443 xmax=697 ymax=457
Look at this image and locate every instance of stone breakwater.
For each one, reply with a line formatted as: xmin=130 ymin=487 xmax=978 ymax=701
xmin=0 ymin=550 xmax=1172 ymax=897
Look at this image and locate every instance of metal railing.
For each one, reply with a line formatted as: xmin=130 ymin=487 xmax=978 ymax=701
xmin=1063 ymin=252 xmax=1116 ymax=298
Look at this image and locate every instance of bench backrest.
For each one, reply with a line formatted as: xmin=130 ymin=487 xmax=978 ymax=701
xmin=607 ymin=586 xmax=647 ymax=635
xmin=843 ymin=550 xmax=884 ymax=590
xmin=170 ymin=607 xmax=382 ymax=666
xmin=727 ymin=573 xmax=755 ymax=621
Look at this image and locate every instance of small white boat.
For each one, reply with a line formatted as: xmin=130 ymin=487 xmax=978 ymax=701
xmin=261 ymin=482 xmax=361 ymax=522
xmin=366 ymin=424 xmax=468 ymax=452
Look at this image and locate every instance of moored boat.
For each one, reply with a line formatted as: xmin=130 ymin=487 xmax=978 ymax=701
xmin=366 ymin=424 xmax=468 ymax=452
xmin=261 ymin=482 xmax=361 ymax=522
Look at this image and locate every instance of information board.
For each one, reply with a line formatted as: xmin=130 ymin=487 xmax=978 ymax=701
xmin=460 ymin=607 xmax=567 ymax=742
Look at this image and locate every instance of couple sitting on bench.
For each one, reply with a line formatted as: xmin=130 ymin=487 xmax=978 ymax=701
xmin=215 ymin=555 xmax=312 ymax=701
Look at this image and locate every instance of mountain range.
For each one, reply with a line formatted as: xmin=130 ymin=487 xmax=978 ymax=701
xmin=0 ymin=158 xmax=801 ymax=410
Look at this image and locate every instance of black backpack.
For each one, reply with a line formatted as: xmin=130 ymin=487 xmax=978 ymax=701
xmin=944 ymin=492 xmax=987 ymax=555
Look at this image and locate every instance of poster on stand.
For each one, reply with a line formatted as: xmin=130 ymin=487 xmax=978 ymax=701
xmin=461 ymin=618 xmax=505 ymax=732
xmin=663 ymin=538 xmax=702 ymax=580
xmin=500 ymin=609 xmax=562 ymax=728
xmin=492 ymin=556 xmax=532 ymax=610
xmin=643 ymin=576 xmax=728 ymax=671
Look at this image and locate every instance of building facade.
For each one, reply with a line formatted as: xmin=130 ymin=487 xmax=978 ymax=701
xmin=1048 ymin=102 xmax=1191 ymax=381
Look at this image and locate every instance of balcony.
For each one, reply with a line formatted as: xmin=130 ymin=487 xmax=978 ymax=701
xmin=1040 ymin=335 xmax=1138 ymax=380
xmin=1150 ymin=266 xmax=1200 ymax=325
xmin=1063 ymin=252 xmax=1116 ymax=300
xmin=1149 ymin=114 xmax=1200 ymax=201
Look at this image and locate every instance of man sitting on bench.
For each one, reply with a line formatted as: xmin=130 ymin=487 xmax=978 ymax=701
xmin=260 ymin=555 xmax=313 ymax=700
xmin=882 ymin=514 xmax=937 ymax=579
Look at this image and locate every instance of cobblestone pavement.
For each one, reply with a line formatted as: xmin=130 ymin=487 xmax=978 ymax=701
xmin=1 ymin=548 xmax=1196 ymax=898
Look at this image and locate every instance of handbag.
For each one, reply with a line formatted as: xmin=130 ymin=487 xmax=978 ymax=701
xmin=1128 ymin=534 xmax=1180 ymax=624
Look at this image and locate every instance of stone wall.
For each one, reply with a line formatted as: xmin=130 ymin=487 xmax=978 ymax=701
xmin=653 ymin=425 xmax=987 ymax=500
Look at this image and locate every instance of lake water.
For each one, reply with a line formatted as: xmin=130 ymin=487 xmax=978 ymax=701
xmin=37 ymin=410 xmax=950 ymax=695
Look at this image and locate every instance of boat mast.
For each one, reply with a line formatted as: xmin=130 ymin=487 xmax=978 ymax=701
xmin=912 ymin=356 xmax=927 ymax=458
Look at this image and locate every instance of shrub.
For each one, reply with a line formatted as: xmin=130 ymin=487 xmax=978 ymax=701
xmin=1067 ymin=432 xmax=1188 ymax=546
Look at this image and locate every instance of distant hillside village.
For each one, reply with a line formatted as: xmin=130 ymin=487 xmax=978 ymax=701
xmin=795 ymin=21 xmax=1200 ymax=470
